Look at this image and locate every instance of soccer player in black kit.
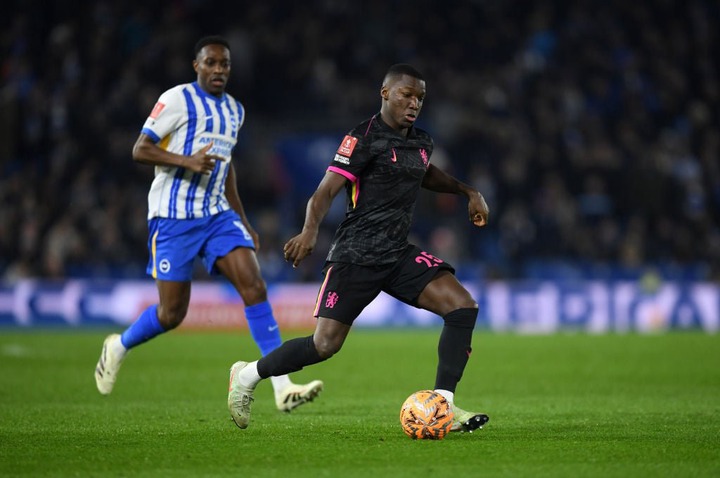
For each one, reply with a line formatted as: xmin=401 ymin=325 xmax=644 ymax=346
xmin=228 ymin=64 xmax=490 ymax=432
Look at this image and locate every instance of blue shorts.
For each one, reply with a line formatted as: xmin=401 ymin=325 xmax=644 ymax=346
xmin=146 ymin=210 xmax=255 ymax=281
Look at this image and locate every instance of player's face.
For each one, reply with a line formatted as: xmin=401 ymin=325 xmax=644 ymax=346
xmin=380 ymin=74 xmax=426 ymax=133
xmin=194 ymin=44 xmax=231 ymax=97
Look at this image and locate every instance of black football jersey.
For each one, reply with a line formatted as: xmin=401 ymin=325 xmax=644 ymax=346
xmin=325 ymin=114 xmax=434 ymax=265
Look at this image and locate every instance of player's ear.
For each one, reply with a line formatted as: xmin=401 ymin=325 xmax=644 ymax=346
xmin=381 ymin=86 xmax=389 ymax=101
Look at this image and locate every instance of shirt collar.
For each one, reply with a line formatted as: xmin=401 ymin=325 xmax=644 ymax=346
xmin=192 ymin=81 xmax=226 ymax=102
xmin=375 ymin=112 xmax=417 ymax=139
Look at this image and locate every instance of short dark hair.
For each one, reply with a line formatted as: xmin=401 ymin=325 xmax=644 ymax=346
xmin=384 ymin=63 xmax=424 ymax=83
xmin=194 ymin=36 xmax=230 ymax=57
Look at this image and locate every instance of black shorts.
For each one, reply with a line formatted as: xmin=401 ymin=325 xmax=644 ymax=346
xmin=312 ymin=244 xmax=455 ymax=325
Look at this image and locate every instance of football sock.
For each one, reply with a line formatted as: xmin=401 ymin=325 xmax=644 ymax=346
xmin=238 ymin=361 xmax=261 ymax=388
xmin=245 ymin=301 xmax=282 ymax=356
xmin=434 ymin=307 xmax=478 ymax=392
xmin=257 ymin=335 xmax=324 ymax=379
xmin=109 ymin=335 xmax=127 ymax=357
xmin=244 ymin=301 xmax=293 ymax=392
xmin=270 ymin=375 xmax=292 ymax=392
xmin=435 ymin=389 xmax=454 ymax=405
xmin=120 ymin=304 xmax=165 ymax=350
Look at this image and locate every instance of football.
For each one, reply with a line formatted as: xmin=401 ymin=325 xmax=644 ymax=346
xmin=399 ymin=390 xmax=454 ymax=440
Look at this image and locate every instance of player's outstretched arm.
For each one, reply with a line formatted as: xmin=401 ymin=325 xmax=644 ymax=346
xmin=421 ymin=164 xmax=489 ymax=227
xmin=283 ymin=170 xmax=346 ymax=268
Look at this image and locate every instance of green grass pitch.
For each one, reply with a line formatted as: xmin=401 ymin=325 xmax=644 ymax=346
xmin=1 ymin=329 xmax=719 ymax=477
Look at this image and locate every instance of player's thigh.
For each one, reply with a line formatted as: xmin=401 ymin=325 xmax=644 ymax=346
xmin=215 ymin=247 xmax=263 ymax=287
xmin=383 ymin=245 xmax=458 ymax=311
xmin=313 ymin=317 xmax=352 ymax=357
xmin=416 ymin=271 xmax=476 ymax=316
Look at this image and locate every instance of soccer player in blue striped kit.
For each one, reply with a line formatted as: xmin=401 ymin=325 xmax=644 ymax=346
xmin=94 ymin=36 xmax=323 ymax=413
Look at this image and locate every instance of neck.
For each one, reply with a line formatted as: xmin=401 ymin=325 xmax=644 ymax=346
xmin=379 ymin=111 xmax=410 ymax=136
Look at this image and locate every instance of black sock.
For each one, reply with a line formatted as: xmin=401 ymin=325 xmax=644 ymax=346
xmin=257 ymin=335 xmax=324 ymax=378
xmin=434 ymin=308 xmax=478 ymax=392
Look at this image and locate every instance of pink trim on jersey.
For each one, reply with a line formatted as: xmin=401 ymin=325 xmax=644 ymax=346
xmin=313 ymin=265 xmax=334 ymax=317
xmin=327 ymin=166 xmax=356 ymax=182
xmin=328 ymin=166 xmax=360 ymax=208
xmin=364 ymin=115 xmax=376 ymax=136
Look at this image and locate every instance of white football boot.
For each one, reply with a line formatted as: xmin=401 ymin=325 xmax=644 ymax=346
xmin=228 ymin=361 xmax=256 ymax=429
xmin=94 ymin=334 xmax=126 ymax=395
xmin=275 ymin=380 xmax=324 ymax=412
xmin=451 ymin=404 xmax=490 ymax=432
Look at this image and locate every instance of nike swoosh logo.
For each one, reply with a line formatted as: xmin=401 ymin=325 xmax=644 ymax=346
xmin=268 ymin=325 xmax=279 ymax=332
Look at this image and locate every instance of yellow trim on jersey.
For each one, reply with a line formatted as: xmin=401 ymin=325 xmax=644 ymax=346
xmin=351 ymin=182 xmax=358 ymax=209
xmin=151 ymin=229 xmax=159 ymax=279
xmin=158 ymin=134 xmax=171 ymax=150
xmin=313 ymin=266 xmax=334 ymax=317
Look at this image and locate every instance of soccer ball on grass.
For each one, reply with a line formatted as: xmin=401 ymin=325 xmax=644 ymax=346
xmin=399 ymin=390 xmax=454 ymax=440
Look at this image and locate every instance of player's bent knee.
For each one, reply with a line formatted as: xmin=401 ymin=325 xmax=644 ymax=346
xmin=445 ymin=293 xmax=477 ymax=313
xmin=313 ymin=337 xmax=343 ymax=359
xmin=157 ymin=305 xmax=187 ymax=330
xmin=239 ymin=279 xmax=268 ymax=305
xmin=454 ymin=296 xmax=478 ymax=310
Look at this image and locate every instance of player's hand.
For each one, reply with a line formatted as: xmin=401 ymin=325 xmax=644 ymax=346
xmin=185 ymin=142 xmax=226 ymax=175
xmin=283 ymin=231 xmax=317 ymax=268
xmin=469 ymin=192 xmax=489 ymax=227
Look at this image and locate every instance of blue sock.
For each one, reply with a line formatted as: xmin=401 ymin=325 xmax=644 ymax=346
xmin=120 ymin=304 xmax=166 ymax=350
xmin=245 ymin=301 xmax=282 ymax=356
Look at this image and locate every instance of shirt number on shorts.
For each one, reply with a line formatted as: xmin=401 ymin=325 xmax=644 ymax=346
xmin=415 ymin=251 xmax=444 ymax=268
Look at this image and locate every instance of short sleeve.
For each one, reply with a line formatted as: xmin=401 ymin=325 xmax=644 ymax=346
xmin=327 ymin=133 xmax=372 ymax=182
xmin=141 ymin=87 xmax=186 ymax=143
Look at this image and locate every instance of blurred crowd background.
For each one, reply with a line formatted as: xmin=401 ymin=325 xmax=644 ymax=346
xmin=1 ymin=0 xmax=718 ymax=284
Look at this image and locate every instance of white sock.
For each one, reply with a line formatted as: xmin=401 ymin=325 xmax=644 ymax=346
xmin=111 ymin=335 xmax=127 ymax=358
xmin=435 ymin=389 xmax=454 ymax=406
xmin=270 ymin=375 xmax=292 ymax=394
xmin=238 ymin=361 xmax=262 ymax=388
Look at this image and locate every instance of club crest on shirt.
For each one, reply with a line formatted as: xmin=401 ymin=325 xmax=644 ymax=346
xmin=420 ymin=148 xmax=429 ymax=167
xmin=337 ymin=135 xmax=358 ymax=157
xmin=150 ymin=102 xmax=165 ymax=119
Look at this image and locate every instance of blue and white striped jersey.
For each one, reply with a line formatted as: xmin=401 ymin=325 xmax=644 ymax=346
xmin=140 ymin=81 xmax=245 ymax=220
